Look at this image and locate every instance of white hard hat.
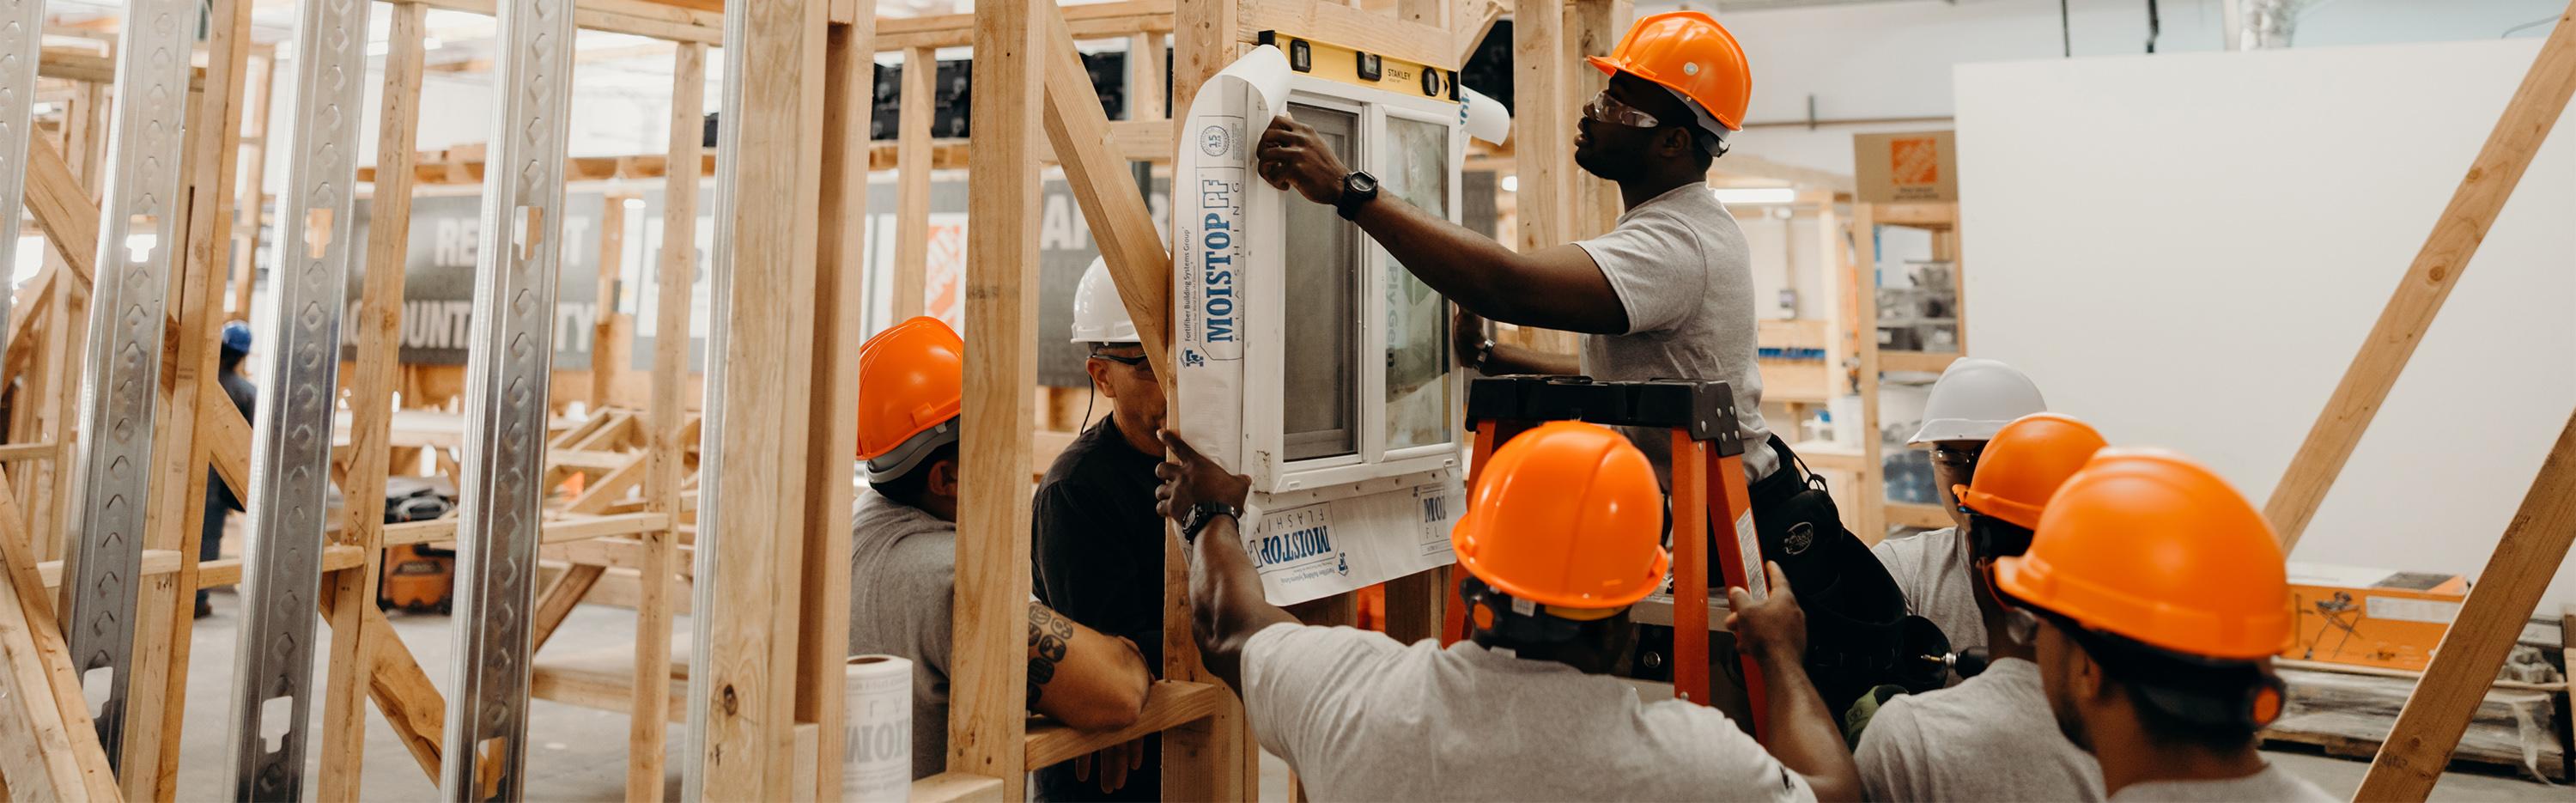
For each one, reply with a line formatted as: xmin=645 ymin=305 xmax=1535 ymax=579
xmin=1907 ymin=357 xmax=2045 ymax=447
xmin=1069 ymin=257 xmax=1139 ymax=344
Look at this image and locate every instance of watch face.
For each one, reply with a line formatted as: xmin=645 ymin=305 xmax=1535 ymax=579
xmin=1349 ymin=173 xmax=1377 ymax=193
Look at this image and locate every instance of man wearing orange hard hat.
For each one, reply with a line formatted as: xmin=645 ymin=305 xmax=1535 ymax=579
xmin=1855 ymin=413 xmax=2106 ymax=801
xmin=846 ymin=317 xmax=1156 ymax=782
xmin=1256 ymin=6 xmax=1920 ymax=720
xmin=1253 ymin=11 xmax=1782 ymax=485
xmin=1995 ymin=450 xmax=2333 ymax=801
xmin=1151 ymin=423 xmax=1862 ymax=800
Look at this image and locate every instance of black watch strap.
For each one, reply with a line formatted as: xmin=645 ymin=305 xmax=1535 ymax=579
xmin=1182 ymin=502 xmax=1241 ymax=544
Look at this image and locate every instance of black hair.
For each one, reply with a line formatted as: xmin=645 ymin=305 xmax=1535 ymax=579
xmin=2039 ymin=607 xmax=2277 ymax=747
xmin=871 ymin=442 xmax=957 ymax=508
xmin=219 ymin=345 xmax=248 ymax=373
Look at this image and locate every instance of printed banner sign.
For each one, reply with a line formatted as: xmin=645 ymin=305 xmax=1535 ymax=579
xmin=1240 ymin=478 xmax=1463 ymax=605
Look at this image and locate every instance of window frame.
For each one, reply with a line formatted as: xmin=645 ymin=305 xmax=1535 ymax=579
xmin=1244 ymin=75 xmax=1467 ymax=495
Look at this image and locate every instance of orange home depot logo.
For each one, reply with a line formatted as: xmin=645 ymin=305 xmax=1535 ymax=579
xmin=1889 ymin=136 xmax=1941 ymax=186
xmin=925 ymin=221 xmax=968 ymax=330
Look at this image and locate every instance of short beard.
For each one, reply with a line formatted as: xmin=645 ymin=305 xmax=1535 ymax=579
xmin=1573 ymin=146 xmax=1628 ymax=183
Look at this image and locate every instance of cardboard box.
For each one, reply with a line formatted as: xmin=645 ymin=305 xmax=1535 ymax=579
xmin=1852 ymin=131 xmax=1959 ymax=204
xmin=2283 ymin=562 xmax=2467 ymax=672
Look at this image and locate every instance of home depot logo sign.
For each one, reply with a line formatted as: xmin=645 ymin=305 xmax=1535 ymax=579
xmin=1854 ymin=130 xmax=1958 ymax=204
xmin=1889 ymin=136 xmax=1941 ymax=186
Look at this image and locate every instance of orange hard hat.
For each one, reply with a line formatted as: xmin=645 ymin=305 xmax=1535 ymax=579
xmin=1995 ymin=449 xmax=2293 ymax=660
xmin=856 ymin=317 xmax=965 ymax=480
xmin=1451 ymin=421 xmax=1670 ymax=610
xmin=1955 ymin=413 xmax=2109 ymax=530
xmin=1587 ymin=11 xmax=1753 ymax=131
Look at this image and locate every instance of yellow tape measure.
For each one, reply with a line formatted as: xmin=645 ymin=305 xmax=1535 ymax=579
xmin=1258 ymin=31 xmax=1461 ymax=104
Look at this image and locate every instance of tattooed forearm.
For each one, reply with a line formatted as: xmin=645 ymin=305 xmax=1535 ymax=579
xmin=1027 ymin=603 xmax=1074 ymax=704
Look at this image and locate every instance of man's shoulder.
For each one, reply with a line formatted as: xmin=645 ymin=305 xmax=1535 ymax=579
xmin=1869 ymin=526 xmax=1956 ymax=566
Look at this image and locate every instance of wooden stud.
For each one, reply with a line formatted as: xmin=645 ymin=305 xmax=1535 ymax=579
xmin=634 ymin=40 xmax=704 ymax=803
xmin=21 ymin=137 xmax=97 ymax=285
xmin=230 ymin=46 xmax=278 ymax=318
xmin=2356 ymin=410 xmax=2576 ymax=800
xmin=1561 ymin=0 xmax=1622 ymax=237
xmin=1510 ymin=0 xmax=1566 ymax=254
xmin=321 ymin=7 xmax=430 ymax=797
xmin=0 ymin=471 xmax=119 ymax=800
xmin=1850 ymin=202 xmax=1886 ymax=542
xmin=131 ymin=0 xmax=256 ymax=792
xmin=951 ymin=0 xmax=1045 ymax=792
xmin=1041 ymin=6 xmax=1176 ymax=379
xmin=2264 ymin=0 xmax=2576 ymax=548
xmin=591 ymin=193 xmax=633 ymax=407
xmin=892 ymin=46 xmax=936 ymax=321
xmin=799 ymin=10 xmax=877 ymax=799
xmin=1168 ymin=0 xmax=1255 ymax=794
xmin=1129 ymin=33 xmax=1167 ymax=121
xmin=527 ymin=564 xmax=609 ymax=654
xmin=689 ymin=0 xmax=829 ymax=796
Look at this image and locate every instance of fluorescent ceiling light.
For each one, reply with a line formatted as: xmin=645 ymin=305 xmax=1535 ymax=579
xmin=1710 ymin=186 xmax=1796 ymax=205
xmin=1500 ymin=174 xmax=1518 ymax=193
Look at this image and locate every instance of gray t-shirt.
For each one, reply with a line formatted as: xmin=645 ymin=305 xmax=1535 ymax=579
xmin=2111 ymin=763 xmax=2336 ymax=802
xmin=1871 ymin=526 xmax=1985 ymax=660
xmin=1574 ymin=184 xmax=1777 ymax=482
xmin=847 ymin=488 xmax=959 ymax=780
xmin=1242 ymin=623 xmax=1814 ymax=802
xmin=1855 ymin=658 xmax=2105 ymax=802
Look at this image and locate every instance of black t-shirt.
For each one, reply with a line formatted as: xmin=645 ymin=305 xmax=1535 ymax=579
xmin=1030 ymin=416 xmax=1165 ymax=801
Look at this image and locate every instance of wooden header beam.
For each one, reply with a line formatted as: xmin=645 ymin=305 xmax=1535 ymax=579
xmin=876 ymin=0 xmax=1171 ymax=51
xmin=1239 ymin=0 xmax=1460 ymax=71
xmin=411 ymin=0 xmax=725 ymax=44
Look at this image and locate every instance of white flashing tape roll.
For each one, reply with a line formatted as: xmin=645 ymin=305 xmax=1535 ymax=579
xmin=841 ymin=654 xmax=912 ymax=801
xmin=1173 ymin=45 xmax=1292 ymax=474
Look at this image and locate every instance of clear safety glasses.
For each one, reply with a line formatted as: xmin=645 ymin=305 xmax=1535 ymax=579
xmin=1581 ymin=90 xmax=1662 ymax=129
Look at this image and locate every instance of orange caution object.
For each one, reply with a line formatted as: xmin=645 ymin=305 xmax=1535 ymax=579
xmin=1954 ymin=412 xmax=2107 ymax=530
xmin=855 ymin=316 xmax=965 ymax=478
xmin=1450 ymin=421 xmax=1669 ymax=611
xmin=1586 ymin=11 xmax=1753 ymax=131
xmin=1995 ymin=448 xmax=2293 ymax=660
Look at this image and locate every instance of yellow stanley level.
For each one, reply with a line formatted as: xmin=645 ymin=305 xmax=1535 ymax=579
xmin=1257 ymin=30 xmax=1461 ymax=104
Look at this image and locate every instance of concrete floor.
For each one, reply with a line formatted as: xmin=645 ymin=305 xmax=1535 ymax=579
xmin=172 ymin=590 xmax=2572 ymax=801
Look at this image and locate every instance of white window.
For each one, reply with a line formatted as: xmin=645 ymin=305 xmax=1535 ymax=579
xmin=1246 ymin=76 xmax=1467 ymax=495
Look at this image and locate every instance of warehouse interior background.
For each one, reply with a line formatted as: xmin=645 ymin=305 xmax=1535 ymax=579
xmin=9 ymin=0 xmax=2576 ymax=799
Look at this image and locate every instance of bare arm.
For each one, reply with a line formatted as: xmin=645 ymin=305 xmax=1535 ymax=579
xmin=1727 ymin=563 xmax=1865 ymax=803
xmin=1151 ymin=430 xmax=1297 ymax=690
xmin=1255 ymin=117 xmax=1630 ymax=334
xmin=1026 ymin=601 xmax=1151 ymax=732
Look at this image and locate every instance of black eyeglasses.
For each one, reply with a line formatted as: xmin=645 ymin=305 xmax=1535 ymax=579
xmin=1090 ymin=351 xmax=1150 ymax=370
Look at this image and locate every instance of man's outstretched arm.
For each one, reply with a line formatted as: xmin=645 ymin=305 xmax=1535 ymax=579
xmin=1255 ymin=117 xmax=1630 ymax=334
xmin=1151 ymin=430 xmax=1297 ymax=690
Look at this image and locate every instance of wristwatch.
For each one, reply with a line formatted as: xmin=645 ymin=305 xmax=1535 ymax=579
xmin=1334 ymin=171 xmax=1380 ymax=222
xmin=1467 ymin=337 xmax=1498 ymax=373
xmin=1181 ymin=501 xmax=1242 ymax=546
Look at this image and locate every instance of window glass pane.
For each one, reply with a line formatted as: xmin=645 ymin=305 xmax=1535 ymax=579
xmin=1282 ymin=104 xmax=1360 ymax=461
xmin=1382 ymin=117 xmax=1450 ymax=451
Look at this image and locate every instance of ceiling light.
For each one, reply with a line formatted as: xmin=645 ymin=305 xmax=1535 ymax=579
xmin=1500 ymin=174 xmax=1518 ymax=193
xmin=1710 ymin=186 xmax=1796 ymax=205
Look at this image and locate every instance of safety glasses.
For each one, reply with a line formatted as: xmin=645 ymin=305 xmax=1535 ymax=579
xmin=1581 ymin=90 xmax=1662 ymax=129
xmin=1929 ymin=446 xmax=1983 ymax=471
xmin=1090 ymin=350 xmax=1154 ymax=376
